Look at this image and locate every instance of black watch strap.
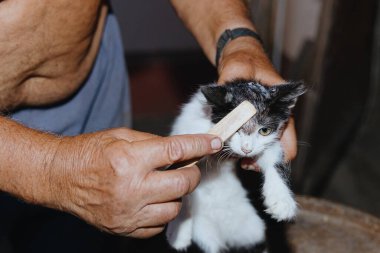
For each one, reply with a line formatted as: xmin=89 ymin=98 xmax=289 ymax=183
xmin=215 ymin=28 xmax=263 ymax=68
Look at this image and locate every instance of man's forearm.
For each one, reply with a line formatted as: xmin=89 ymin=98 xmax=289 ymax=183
xmin=170 ymin=0 xmax=282 ymax=84
xmin=0 ymin=117 xmax=60 ymax=206
xmin=170 ymin=0 xmax=255 ymax=65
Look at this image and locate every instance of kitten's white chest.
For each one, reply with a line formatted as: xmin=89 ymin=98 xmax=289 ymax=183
xmin=193 ymin=160 xmax=248 ymax=207
xmin=166 ymin=160 xmax=266 ymax=253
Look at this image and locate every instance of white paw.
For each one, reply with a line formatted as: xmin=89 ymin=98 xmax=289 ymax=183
xmin=167 ymin=235 xmax=191 ymax=251
xmin=264 ymin=193 xmax=298 ymax=221
xmin=166 ymin=219 xmax=192 ymax=251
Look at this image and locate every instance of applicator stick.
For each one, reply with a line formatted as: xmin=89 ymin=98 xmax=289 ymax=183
xmin=208 ymin=100 xmax=257 ymax=141
xmin=167 ymin=101 xmax=257 ymax=170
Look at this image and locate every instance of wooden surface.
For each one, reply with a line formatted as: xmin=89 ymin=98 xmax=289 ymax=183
xmin=287 ymin=196 xmax=380 ymax=253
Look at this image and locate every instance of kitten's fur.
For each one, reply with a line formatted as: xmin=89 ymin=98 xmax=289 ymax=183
xmin=166 ymin=80 xmax=305 ymax=253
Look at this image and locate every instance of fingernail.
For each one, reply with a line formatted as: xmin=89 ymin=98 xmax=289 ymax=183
xmin=211 ymin=138 xmax=223 ymax=150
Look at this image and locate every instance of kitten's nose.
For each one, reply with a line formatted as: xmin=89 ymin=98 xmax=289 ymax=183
xmin=241 ymin=147 xmax=252 ymax=154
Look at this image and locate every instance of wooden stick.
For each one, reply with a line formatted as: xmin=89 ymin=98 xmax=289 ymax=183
xmin=166 ymin=101 xmax=257 ymax=169
xmin=207 ymin=100 xmax=257 ymax=142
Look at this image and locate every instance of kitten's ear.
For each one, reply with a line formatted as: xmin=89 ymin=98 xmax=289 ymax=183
xmin=273 ymin=81 xmax=306 ymax=108
xmin=200 ymin=84 xmax=229 ymax=106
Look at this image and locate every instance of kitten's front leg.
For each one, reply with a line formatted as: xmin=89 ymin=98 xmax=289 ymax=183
xmin=166 ymin=196 xmax=193 ymax=250
xmin=257 ymin=144 xmax=297 ymax=221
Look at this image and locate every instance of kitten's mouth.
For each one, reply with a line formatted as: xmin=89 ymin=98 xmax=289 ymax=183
xmin=240 ymin=158 xmax=261 ymax=172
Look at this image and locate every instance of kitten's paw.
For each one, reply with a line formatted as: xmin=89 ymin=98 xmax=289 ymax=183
xmin=166 ymin=219 xmax=192 ymax=251
xmin=264 ymin=194 xmax=298 ymax=221
xmin=167 ymin=235 xmax=192 ymax=251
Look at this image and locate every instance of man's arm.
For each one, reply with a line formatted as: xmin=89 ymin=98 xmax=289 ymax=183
xmin=0 ymin=117 xmax=222 ymax=238
xmin=170 ymin=0 xmax=253 ymax=64
xmin=0 ymin=117 xmax=60 ymax=205
xmin=170 ymin=0 xmax=296 ymax=160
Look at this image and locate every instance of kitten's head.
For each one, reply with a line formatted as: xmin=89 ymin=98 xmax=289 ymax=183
xmin=201 ymin=80 xmax=306 ymax=158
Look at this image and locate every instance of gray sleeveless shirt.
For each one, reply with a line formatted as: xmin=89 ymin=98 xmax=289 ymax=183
xmin=11 ymin=13 xmax=131 ymax=135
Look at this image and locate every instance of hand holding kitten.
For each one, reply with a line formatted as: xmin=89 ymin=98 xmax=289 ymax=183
xmin=216 ymin=36 xmax=298 ymax=163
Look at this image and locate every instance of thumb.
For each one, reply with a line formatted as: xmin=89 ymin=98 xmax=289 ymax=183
xmin=130 ymin=134 xmax=223 ymax=169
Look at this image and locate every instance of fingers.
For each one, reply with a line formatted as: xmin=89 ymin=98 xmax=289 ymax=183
xmin=144 ymin=165 xmax=201 ymax=203
xmin=123 ymin=201 xmax=182 ymax=239
xmin=128 ymin=134 xmax=221 ymax=204
xmin=127 ymin=226 xmax=165 ymax=239
xmin=137 ymin=201 xmax=182 ymax=228
xmin=111 ymin=128 xmax=159 ymax=142
xmin=281 ymin=118 xmax=297 ymax=161
xmin=131 ymin=134 xmax=223 ymax=169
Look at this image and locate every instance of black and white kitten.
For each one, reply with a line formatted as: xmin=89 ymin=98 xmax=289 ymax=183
xmin=166 ymin=80 xmax=306 ymax=253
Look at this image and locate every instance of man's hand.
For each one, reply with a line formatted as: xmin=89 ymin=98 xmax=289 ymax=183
xmin=217 ymin=36 xmax=297 ymax=162
xmin=169 ymin=0 xmax=297 ymax=162
xmin=47 ymin=129 xmax=222 ymax=238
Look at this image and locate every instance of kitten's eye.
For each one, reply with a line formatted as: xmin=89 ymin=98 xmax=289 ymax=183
xmin=258 ymin=127 xmax=273 ymax=136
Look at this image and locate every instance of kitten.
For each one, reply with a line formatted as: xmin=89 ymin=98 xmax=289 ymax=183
xmin=166 ymin=80 xmax=305 ymax=253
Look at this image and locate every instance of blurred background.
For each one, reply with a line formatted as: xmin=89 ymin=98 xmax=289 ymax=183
xmin=110 ymin=0 xmax=380 ymax=219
